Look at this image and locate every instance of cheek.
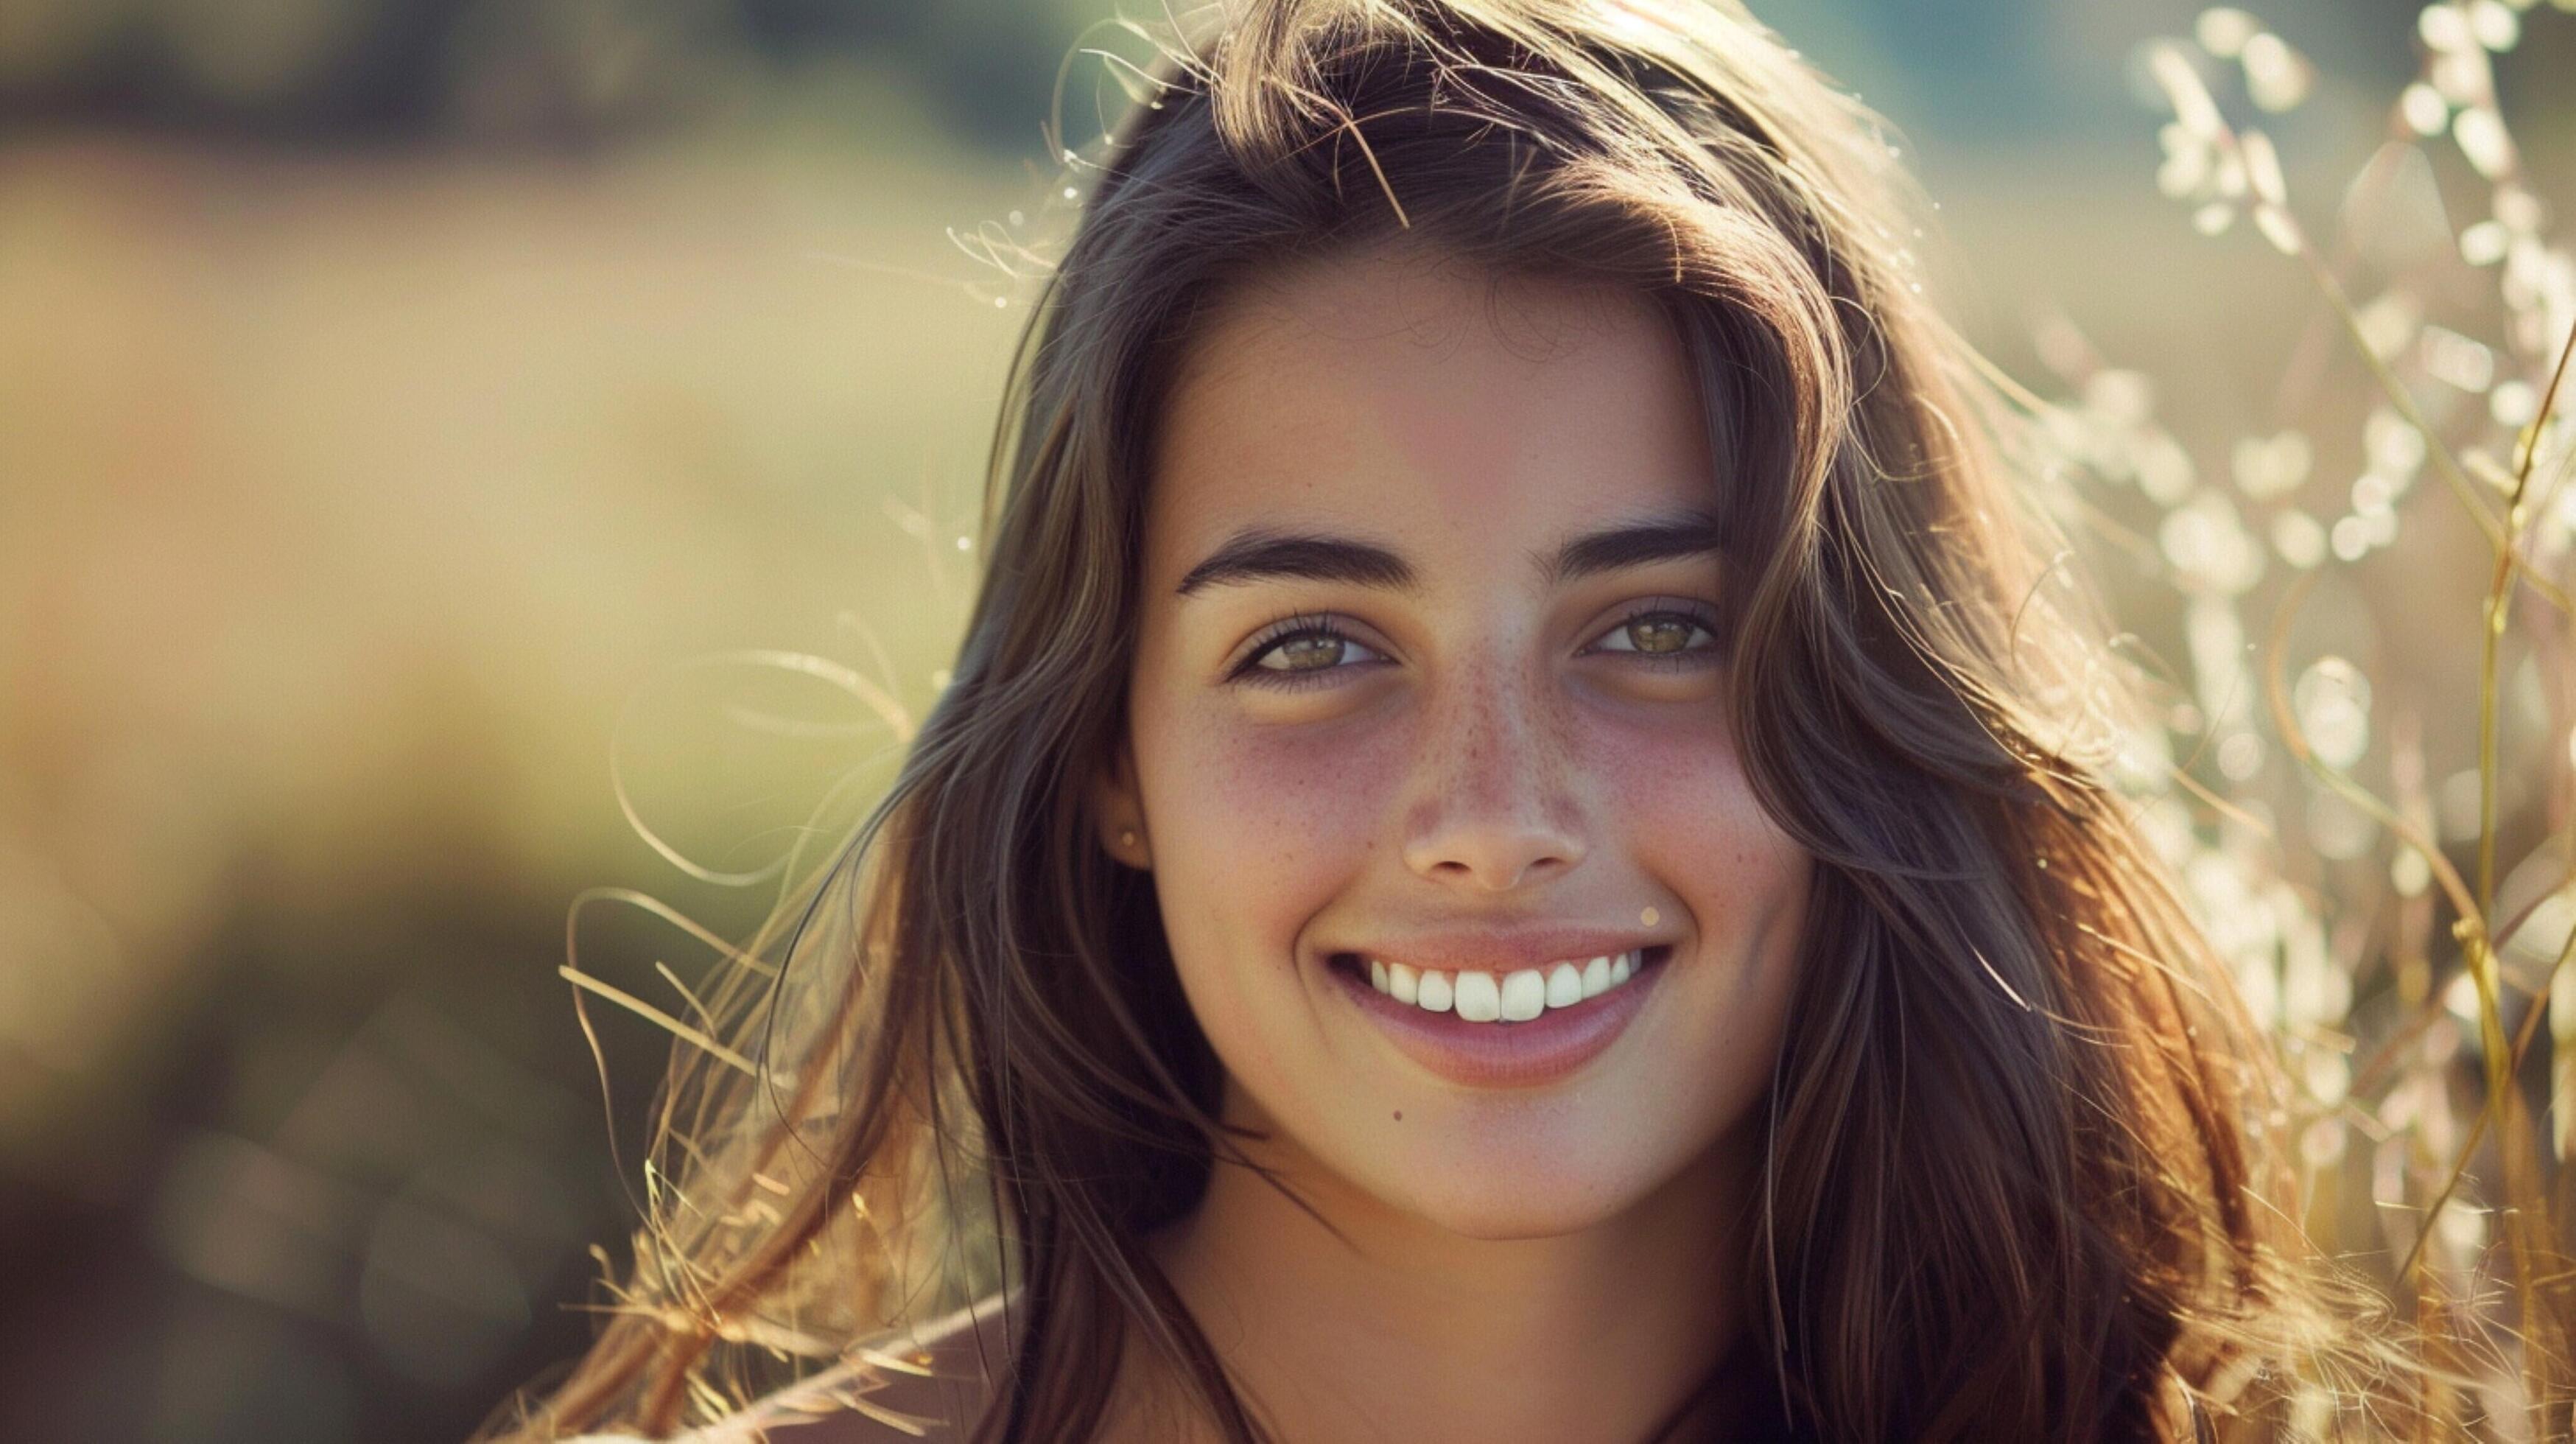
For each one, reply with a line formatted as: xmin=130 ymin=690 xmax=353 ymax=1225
xmin=1586 ymin=703 xmax=1802 ymax=895
xmin=1590 ymin=701 xmax=1811 ymax=1085
xmin=1593 ymin=707 xmax=1811 ymax=1124
xmin=1139 ymin=700 xmax=1408 ymax=964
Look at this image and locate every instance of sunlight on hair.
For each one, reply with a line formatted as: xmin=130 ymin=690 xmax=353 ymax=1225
xmin=488 ymin=4 xmax=2576 ymax=1439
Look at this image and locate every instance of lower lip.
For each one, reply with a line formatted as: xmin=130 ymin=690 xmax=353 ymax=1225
xmin=1326 ymin=947 xmax=1673 ymax=1089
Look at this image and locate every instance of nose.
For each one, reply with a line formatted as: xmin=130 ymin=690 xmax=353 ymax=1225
xmin=1398 ymin=661 xmax=1587 ymax=892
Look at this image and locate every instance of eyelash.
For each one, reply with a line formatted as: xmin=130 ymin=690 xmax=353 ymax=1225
xmin=1226 ymin=602 xmax=1725 ymax=693
xmin=1228 ymin=613 xmax=1348 ymax=693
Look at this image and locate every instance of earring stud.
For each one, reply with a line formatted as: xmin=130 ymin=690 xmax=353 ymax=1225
xmin=1119 ymin=828 xmax=1138 ymax=849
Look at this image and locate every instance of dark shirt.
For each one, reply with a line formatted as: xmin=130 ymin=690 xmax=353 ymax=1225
xmin=745 ymin=1328 xmax=1808 ymax=1443
xmin=1657 ymin=1332 xmax=1808 ymax=1442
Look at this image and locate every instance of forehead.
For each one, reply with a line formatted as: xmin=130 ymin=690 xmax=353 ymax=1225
xmin=1145 ymin=244 xmax=1716 ymax=580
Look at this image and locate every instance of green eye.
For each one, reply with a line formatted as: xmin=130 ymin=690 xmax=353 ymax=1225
xmin=1234 ymin=617 xmax=1390 ymax=690
xmin=1597 ymin=610 xmax=1716 ymax=657
xmin=1621 ymin=617 xmax=1701 ymax=653
xmin=1261 ymin=633 xmax=1355 ymax=671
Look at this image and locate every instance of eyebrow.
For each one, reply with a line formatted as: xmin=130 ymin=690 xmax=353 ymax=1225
xmin=1538 ymin=508 xmax=1725 ymax=586
xmin=1176 ymin=530 xmax=1417 ymax=596
xmin=1173 ymin=508 xmax=1723 ymax=596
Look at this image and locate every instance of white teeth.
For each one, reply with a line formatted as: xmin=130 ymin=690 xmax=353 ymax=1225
xmin=1545 ymin=963 xmax=1584 ymax=1008
xmin=1453 ymin=970 xmax=1501 ymax=1022
xmin=1361 ymin=948 xmax=1649 ymax=1022
xmin=1417 ymin=969 xmax=1453 ymax=1012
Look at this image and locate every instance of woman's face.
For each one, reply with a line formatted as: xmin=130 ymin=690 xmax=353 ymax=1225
xmin=1099 ymin=242 xmax=1812 ymax=1238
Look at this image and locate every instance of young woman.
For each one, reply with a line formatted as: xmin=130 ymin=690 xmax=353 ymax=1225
xmin=493 ymin=1 xmax=2407 ymax=1438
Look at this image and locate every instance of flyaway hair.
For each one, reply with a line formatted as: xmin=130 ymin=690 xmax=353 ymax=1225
xmin=489 ymin=3 xmax=2421 ymax=1439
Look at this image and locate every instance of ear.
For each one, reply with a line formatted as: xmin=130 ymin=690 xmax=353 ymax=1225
xmin=1088 ymin=737 xmax=1152 ymax=871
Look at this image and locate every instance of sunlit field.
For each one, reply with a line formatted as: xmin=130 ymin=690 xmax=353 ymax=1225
xmin=0 ymin=114 xmax=1027 ymax=1438
xmin=4 ymin=2 xmax=2575 ymax=1437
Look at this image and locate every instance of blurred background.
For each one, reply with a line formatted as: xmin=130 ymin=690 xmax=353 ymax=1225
xmin=1 ymin=1 xmax=2570 ymax=1440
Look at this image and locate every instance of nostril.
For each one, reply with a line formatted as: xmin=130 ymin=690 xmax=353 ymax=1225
xmin=1400 ymin=810 xmax=1586 ymax=891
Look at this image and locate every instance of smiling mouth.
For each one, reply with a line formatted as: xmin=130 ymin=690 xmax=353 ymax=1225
xmin=1329 ymin=945 xmax=1672 ymax=1023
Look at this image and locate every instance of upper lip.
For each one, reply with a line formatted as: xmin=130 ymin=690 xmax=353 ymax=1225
xmin=1329 ymin=925 xmax=1666 ymax=974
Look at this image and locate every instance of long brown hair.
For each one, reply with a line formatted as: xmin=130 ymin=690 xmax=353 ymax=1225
xmin=493 ymin=2 xmax=2408 ymax=1438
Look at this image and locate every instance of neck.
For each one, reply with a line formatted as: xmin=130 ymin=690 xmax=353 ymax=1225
xmin=1123 ymin=1084 xmax=1758 ymax=1443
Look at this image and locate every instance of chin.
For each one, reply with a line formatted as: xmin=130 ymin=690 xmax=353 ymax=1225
xmin=1379 ymin=1154 xmax=1650 ymax=1239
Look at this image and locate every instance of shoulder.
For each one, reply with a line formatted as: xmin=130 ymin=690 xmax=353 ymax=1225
xmin=622 ymin=1293 xmax=1021 ymax=1444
